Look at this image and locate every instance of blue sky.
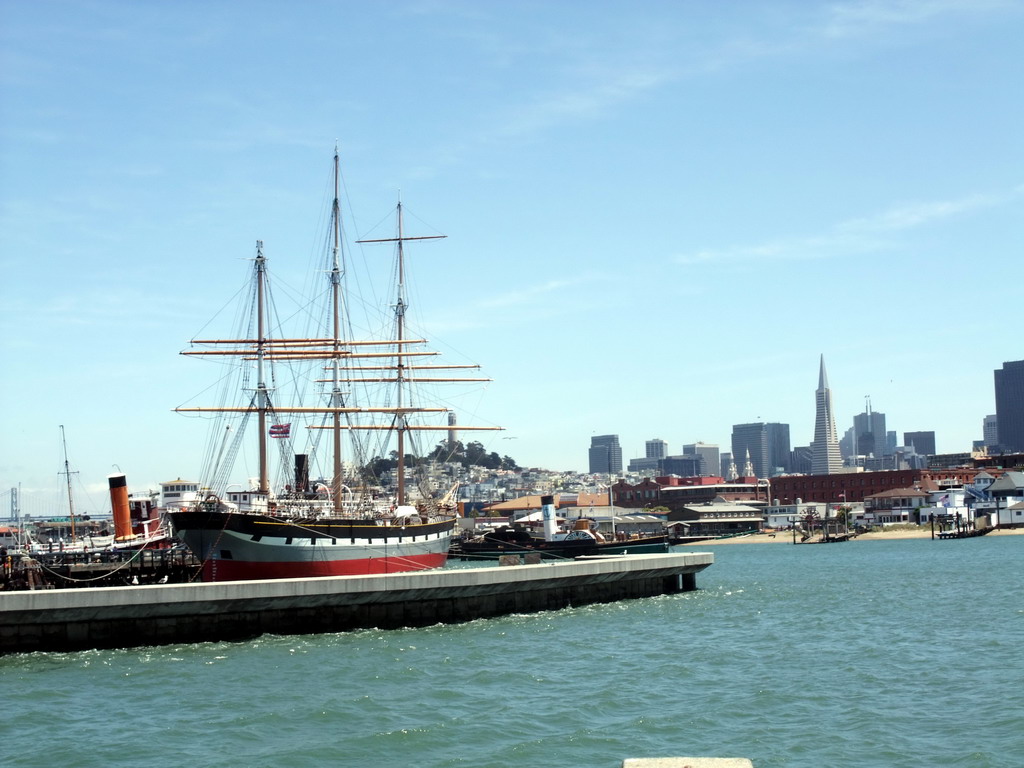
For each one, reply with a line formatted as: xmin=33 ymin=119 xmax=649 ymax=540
xmin=1 ymin=0 xmax=1021 ymax=515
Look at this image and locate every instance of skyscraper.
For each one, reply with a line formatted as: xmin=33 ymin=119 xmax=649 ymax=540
xmin=683 ymin=442 xmax=720 ymax=477
xmin=645 ymin=439 xmax=668 ymax=460
xmin=994 ymin=360 xmax=1024 ymax=452
xmin=731 ymin=423 xmax=769 ymax=479
xmin=853 ymin=399 xmax=886 ymax=457
xmin=983 ymin=415 xmax=998 ymax=448
xmin=730 ymin=425 xmax=789 ymax=478
xmin=811 ymin=355 xmax=842 ymax=474
xmin=765 ymin=423 xmax=791 ymax=475
xmin=903 ymin=431 xmax=936 ymax=456
xmin=588 ymin=434 xmax=623 ymax=474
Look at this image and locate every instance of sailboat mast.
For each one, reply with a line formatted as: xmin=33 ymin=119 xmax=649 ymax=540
xmin=330 ymin=149 xmax=345 ymax=512
xmin=356 ymin=201 xmax=447 ymax=508
xmin=59 ymin=424 xmax=77 ymax=541
xmin=255 ymin=241 xmax=270 ymax=494
xmin=395 ymin=199 xmax=407 ymax=506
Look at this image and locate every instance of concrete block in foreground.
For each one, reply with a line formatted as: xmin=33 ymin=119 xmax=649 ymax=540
xmin=1 ymin=551 xmax=711 ymax=654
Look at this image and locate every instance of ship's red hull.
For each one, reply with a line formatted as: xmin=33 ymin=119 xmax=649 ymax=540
xmin=200 ymin=551 xmax=449 ymax=581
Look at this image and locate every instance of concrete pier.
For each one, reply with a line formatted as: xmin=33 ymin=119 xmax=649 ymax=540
xmin=0 ymin=551 xmax=712 ymax=654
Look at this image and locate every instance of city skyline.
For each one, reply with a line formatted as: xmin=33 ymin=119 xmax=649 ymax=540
xmin=2 ymin=2 xmax=1021 ymax=513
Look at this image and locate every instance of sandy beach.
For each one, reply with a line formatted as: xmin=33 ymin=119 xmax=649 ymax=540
xmin=680 ymin=526 xmax=1024 ymax=545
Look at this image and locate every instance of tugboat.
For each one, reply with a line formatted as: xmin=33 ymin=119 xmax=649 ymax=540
xmin=457 ymin=495 xmax=669 ymax=560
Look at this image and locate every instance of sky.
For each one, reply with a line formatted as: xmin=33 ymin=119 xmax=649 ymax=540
xmin=1 ymin=0 xmax=1022 ymax=516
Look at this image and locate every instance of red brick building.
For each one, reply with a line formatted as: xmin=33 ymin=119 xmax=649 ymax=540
xmin=766 ymin=468 xmax=992 ymax=504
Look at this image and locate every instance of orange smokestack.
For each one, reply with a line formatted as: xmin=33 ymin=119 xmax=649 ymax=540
xmin=108 ymin=474 xmax=133 ymax=541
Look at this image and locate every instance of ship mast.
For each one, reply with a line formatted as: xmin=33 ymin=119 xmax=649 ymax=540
xmin=357 ymin=200 xmax=444 ymax=506
xmin=177 ymin=154 xmax=503 ymax=510
xmin=59 ymin=424 xmax=77 ymax=541
xmin=255 ymin=241 xmax=271 ymax=494
xmin=329 ymin=148 xmax=345 ymax=513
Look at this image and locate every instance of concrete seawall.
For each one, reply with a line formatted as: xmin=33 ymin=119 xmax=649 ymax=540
xmin=1 ymin=552 xmax=712 ymax=654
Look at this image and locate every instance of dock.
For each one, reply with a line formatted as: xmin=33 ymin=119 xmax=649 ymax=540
xmin=0 ymin=551 xmax=712 ymax=654
xmin=2 ymin=548 xmax=201 ymax=589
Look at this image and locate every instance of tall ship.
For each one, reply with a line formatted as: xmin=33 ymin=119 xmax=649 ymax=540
xmin=168 ymin=151 xmax=500 ymax=581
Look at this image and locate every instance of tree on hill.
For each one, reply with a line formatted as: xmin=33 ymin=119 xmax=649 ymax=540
xmin=362 ymin=440 xmax=520 ymax=478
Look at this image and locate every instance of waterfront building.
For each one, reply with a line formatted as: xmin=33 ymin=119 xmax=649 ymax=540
xmin=994 ymin=360 xmax=1024 ymax=452
xmin=862 ymin=487 xmax=931 ymax=525
xmin=588 ymin=434 xmax=623 ymax=475
xmin=665 ymin=501 xmax=764 ymax=537
xmin=981 ymin=471 xmax=1024 ymax=526
xmin=811 ymin=355 xmax=843 ymax=475
xmin=612 ymin=475 xmax=767 ymax=511
xmin=767 ymin=466 xmax=998 ymax=505
xmin=903 ymin=431 xmax=936 ymax=456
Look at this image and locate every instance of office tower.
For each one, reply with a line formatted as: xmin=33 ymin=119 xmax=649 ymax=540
xmin=662 ymin=455 xmax=701 ymax=477
xmin=790 ymin=445 xmax=813 ymax=474
xmin=588 ymin=434 xmax=623 ymax=474
xmin=683 ymin=442 xmax=720 ymax=477
xmin=983 ymin=415 xmax=998 ymax=448
xmin=627 ymin=456 xmax=660 ymax=473
xmin=731 ymin=423 xmax=769 ymax=479
xmin=852 ymin=398 xmax=886 ymax=457
xmin=839 ymin=426 xmax=855 ymax=462
xmin=645 ymin=439 xmax=668 ymax=460
xmin=903 ymin=431 xmax=936 ymax=456
xmin=765 ymin=423 xmax=791 ymax=475
xmin=994 ymin=360 xmax=1024 ymax=451
xmin=811 ymin=355 xmax=842 ymax=474
xmin=730 ymin=424 xmax=789 ymax=478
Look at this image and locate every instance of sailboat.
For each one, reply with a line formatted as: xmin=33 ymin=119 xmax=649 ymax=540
xmin=30 ymin=426 xmax=115 ymax=554
xmin=168 ymin=150 xmax=501 ymax=581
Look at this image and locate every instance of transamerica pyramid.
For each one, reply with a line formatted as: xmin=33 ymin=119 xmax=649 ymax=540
xmin=811 ymin=354 xmax=843 ymax=474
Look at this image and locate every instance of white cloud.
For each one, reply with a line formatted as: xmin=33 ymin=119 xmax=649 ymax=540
xmin=477 ymin=276 xmax=593 ymax=309
xmin=820 ymin=0 xmax=1013 ymax=39
xmin=838 ymin=193 xmax=1001 ymax=233
xmin=675 ymin=187 xmax=1018 ymax=266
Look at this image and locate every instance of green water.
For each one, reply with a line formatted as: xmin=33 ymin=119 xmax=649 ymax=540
xmin=2 ymin=536 xmax=1021 ymax=767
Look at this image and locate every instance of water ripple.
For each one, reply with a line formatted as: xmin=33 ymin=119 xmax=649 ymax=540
xmin=3 ymin=536 xmax=1023 ymax=767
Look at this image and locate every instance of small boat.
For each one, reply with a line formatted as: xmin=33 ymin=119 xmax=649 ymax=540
xmin=457 ymin=495 xmax=669 ymax=560
xmin=169 ymin=150 xmax=500 ymax=581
